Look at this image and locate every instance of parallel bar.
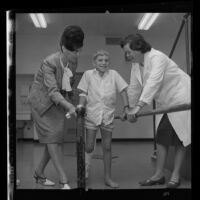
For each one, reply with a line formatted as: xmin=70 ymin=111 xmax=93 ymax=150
xmin=114 ymin=104 xmax=191 ymax=120
xmin=76 ymin=115 xmax=86 ymax=189
xmin=137 ymin=103 xmax=190 ymax=117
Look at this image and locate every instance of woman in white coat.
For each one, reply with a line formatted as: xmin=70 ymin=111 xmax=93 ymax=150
xmin=120 ymin=34 xmax=191 ymax=188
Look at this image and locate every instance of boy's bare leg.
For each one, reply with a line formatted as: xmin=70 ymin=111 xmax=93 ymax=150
xmin=101 ymin=128 xmax=119 ymax=188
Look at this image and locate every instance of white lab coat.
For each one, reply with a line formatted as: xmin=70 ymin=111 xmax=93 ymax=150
xmin=128 ymin=48 xmax=191 ymax=147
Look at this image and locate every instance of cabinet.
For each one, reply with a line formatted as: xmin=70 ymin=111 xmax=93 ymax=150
xmin=16 ymin=74 xmax=34 ymax=139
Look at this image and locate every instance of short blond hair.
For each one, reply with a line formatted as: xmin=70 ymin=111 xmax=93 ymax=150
xmin=92 ymin=49 xmax=110 ymax=61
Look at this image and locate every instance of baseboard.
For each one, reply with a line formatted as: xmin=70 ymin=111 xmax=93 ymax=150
xmin=17 ymin=138 xmax=154 ymax=143
xmin=96 ymin=138 xmax=154 ymax=142
xmin=17 ymin=138 xmax=38 ymax=143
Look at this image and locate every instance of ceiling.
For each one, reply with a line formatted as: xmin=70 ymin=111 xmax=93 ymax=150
xmin=15 ymin=13 xmax=186 ymax=37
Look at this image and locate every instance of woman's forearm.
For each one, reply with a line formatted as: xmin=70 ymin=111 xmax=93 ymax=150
xmin=135 ymin=100 xmax=147 ymax=109
xmin=120 ymin=88 xmax=129 ymax=107
xmin=59 ymin=99 xmax=73 ymax=112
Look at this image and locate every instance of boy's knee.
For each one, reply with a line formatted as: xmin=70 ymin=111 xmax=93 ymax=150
xmin=103 ymin=144 xmax=111 ymax=152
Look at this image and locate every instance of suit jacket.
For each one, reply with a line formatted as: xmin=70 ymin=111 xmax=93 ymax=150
xmin=28 ymin=51 xmax=77 ymax=116
xmin=127 ymin=48 xmax=191 ymax=146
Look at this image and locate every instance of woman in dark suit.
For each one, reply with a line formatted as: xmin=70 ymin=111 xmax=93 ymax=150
xmin=28 ymin=25 xmax=84 ymax=189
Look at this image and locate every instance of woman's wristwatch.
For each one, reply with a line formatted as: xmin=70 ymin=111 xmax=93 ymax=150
xmin=135 ymin=101 xmax=145 ymax=109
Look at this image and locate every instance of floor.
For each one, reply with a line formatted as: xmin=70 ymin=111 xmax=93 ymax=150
xmin=16 ymin=140 xmax=191 ymax=190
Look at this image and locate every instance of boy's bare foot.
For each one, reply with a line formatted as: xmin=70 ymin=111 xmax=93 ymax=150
xmin=105 ymin=179 xmax=119 ymax=188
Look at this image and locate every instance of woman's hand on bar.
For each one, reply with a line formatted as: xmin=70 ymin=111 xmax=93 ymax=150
xmin=67 ymin=103 xmax=77 ymax=117
xmin=127 ymin=106 xmax=141 ymax=123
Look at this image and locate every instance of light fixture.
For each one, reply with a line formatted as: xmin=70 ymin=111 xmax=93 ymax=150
xmin=138 ymin=13 xmax=160 ymax=30
xmin=29 ymin=13 xmax=47 ymax=28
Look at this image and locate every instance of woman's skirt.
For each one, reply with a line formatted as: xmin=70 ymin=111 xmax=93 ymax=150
xmin=156 ymin=114 xmax=183 ymax=146
xmin=31 ymin=104 xmax=66 ymax=144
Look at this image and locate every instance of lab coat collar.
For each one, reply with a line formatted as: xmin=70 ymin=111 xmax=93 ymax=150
xmin=143 ymin=48 xmax=154 ymax=66
xmin=132 ymin=63 xmax=143 ymax=85
xmin=140 ymin=48 xmax=155 ymax=84
xmin=131 ymin=48 xmax=155 ymax=86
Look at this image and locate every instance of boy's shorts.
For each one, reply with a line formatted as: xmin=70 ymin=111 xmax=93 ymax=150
xmin=85 ymin=119 xmax=114 ymax=132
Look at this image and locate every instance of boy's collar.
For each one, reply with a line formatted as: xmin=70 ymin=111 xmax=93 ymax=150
xmin=93 ymin=68 xmax=109 ymax=76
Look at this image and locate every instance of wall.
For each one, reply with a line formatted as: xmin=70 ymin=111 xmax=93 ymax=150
xmin=16 ymin=35 xmax=59 ymax=74
xmin=16 ymin=26 xmax=188 ymax=139
xmin=149 ymin=32 xmax=187 ymax=73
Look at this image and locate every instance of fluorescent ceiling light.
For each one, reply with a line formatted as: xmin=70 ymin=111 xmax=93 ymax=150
xmin=138 ymin=13 xmax=160 ymax=30
xmin=29 ymin=13 xmax=47 ymax=28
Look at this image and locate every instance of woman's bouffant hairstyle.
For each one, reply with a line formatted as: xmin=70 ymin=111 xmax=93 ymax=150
xmin=120 ymin=33 xmax=151 ymax=53
xmin=60 ymin=25 xmax=84 ymax=52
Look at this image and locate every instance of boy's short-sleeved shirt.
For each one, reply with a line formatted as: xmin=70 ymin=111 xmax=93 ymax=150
xmin=77 ymin=69 xmax=128 ymax=126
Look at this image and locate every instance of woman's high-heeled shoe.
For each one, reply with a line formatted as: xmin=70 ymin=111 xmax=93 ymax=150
xmin=59 ymin=181 xmax=71 ymax=189
xmin=167 ymin=179 xmax=181 ymax=188
xmin=34 ymin=171 xmax=55 ymax=186
xmin=139 ymin=176 xmax=165 ymax=186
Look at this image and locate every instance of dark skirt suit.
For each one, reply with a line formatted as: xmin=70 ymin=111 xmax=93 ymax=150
xmin=28 ymin=52 xmax=77 ymax=144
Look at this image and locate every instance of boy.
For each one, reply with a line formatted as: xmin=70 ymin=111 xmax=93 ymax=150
xmin=77 ymin=50 xmax=129 ymax=188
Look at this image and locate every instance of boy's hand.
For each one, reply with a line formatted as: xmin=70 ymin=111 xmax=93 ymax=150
xmin=76 ymin=104 xmax=86 ymax=117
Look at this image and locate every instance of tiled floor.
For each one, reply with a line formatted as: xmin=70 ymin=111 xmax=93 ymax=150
xmin=16 ymin=140 xmax=191 ymax=190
